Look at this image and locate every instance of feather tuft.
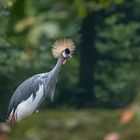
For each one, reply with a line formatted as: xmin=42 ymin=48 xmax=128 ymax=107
xmin=52 ymin=38 xmax=75 ymax=58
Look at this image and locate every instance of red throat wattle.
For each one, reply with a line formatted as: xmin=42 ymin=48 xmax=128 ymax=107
xmin=62 ymin=59 xmax=67 ymax=65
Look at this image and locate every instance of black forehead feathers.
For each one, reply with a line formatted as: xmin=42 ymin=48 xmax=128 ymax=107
xmin=65 ymin=48 xmax=70 ymax=54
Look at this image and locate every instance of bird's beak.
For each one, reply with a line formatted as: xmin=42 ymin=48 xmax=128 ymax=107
xmin=61 ymin=54 xmax=72 ymax=65
xmin=68 ymin=54 xmax=72 ymax=58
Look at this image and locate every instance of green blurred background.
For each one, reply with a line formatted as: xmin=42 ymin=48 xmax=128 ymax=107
xmin=1 ymin=0 xmax=140 ymax=139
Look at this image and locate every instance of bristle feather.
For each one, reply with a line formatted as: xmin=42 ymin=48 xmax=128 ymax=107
xmin=52 ymin=38 xmax=75 ymax=58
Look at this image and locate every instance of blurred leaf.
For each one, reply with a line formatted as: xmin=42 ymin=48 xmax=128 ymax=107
xmin=120 ymin=109 xmax=135 ymax=124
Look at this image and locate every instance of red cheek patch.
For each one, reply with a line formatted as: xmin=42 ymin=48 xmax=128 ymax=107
xmin=62 ymin=59 xmax=67 ymax=65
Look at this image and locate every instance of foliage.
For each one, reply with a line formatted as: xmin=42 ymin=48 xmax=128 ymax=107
xmin=9 ymin=108 xmax=140 ymax=140
xmin=94 ymin=5 xmax=140 ymax=106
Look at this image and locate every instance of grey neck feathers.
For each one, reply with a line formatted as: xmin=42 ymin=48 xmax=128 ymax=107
xmin=51 ymin=56 xmax=63 ymax=76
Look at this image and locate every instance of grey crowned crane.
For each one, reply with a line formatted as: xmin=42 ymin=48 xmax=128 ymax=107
xmin=6 ymin=38 xmax=75 ymax=125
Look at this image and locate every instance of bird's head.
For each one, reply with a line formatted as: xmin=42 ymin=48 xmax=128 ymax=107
xmin=52 ymin=38 xmax=75 ymax=65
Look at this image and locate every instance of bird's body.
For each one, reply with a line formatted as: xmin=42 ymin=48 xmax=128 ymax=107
xmin=6 ymin=39 xmax=75 ymax=124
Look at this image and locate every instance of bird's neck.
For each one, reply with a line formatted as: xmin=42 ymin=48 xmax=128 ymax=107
xmin=51 ymin=57 xmax=63 ymax=75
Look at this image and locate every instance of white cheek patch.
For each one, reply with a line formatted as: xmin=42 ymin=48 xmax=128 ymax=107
xmin=62 ymin=52 xmax=67 ymax=58
xmin=14 ymin=84 xmax=44 ymax=121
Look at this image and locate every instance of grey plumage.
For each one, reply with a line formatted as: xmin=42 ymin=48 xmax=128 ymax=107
xmin=7 ymin=57 xmax=62 ymax=123
xmin=7 ymin=73 xmax=48 ymax=118
xmin=6 ymin=38 xmax=75 ymax=124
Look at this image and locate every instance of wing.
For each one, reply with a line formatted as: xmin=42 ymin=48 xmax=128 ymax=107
xmin=44 ymin=71 xmax=58 ymax=102
xmin=35 ymin=73 xmax=58 ymax=110
xmin=7 ymin=73 xmax=49 ymax=118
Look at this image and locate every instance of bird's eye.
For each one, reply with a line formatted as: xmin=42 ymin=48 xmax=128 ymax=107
xmin=65 ymin=48 xmax=70 ymax=54
xmin=62 ymin=51 xmax=67 ymax=58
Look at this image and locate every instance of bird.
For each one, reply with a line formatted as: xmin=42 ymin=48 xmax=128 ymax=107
xmin=6 ymin=38 xmax=75 ymax=125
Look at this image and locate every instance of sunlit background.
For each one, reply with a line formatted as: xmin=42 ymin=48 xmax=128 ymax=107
xmin=0 ymin=0 xmax=140 ymax=139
